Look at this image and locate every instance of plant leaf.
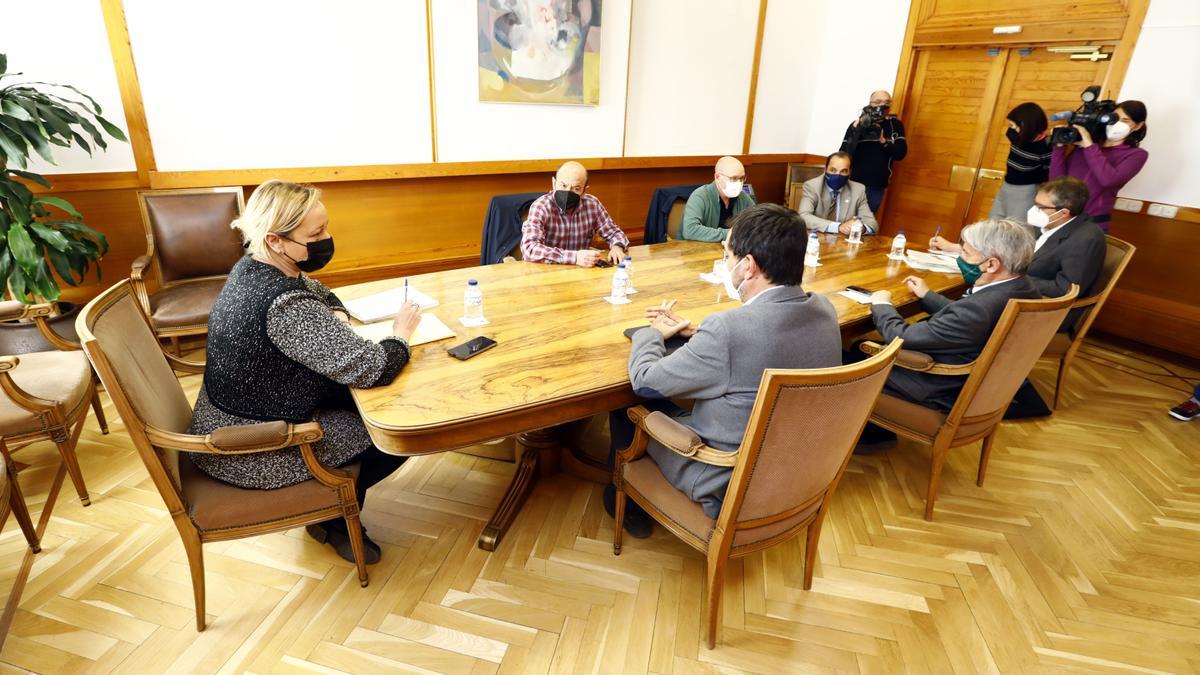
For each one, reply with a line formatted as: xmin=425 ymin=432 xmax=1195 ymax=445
xmin=32 ymin=258 xmax=60 ymax=301
xmin=94 ymin=114 xmax=128 ymax=142
xmin=13 ymin=120 xmax=54 ymax=163
xmin=0 ymin=54 xmax=7 ymax=75
xmin=70 ymin=130 xmax=92 ymax=156
xmin=48 ymin=247 xmax=78 ymax=286
xmin=1 ymin=99 xmax=32 ymax=121
xmin=0 ymin=250 xmax=12 ymax=292
xmin=8 ymin=168 xmax=51 ymax=189
xmin=29 ymin=221 xmax=70 ymax=251
xmin=6 ymin=223 xmax=38 ymax=272
xmin=0 ymin=180 xmax=31 ymax=223
xmin=9 ymin=263 xmax=28 ymax=302
xmin=33 ymin=196 xmax=82 ymax=219
xmin=18 ymin=82 xmax=102 ymax=114
xmin=0 ymin=125 xmax=27 ymax=168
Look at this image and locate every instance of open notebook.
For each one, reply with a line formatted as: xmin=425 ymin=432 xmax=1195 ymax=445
xmin=342 ymin=286 xmax=439 ymax=323
xmin=352 ymin=313 xmax=456 ymax=347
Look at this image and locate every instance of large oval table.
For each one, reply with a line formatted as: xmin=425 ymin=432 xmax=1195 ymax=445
xmin=337 ymin=235 xmax=963 ymax=550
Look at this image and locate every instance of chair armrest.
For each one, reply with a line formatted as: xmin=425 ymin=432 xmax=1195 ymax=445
xmin=130 ymin=254 xmax=152 ymax=279
xmin=859 ymin=340 xmax=975 ymax=376
xmin=0 ymin=301 xmax=26 ymax=322
xmin=23 ymin=303 xmax=82 ymax=351
xmin=163 ymin=351 xmax=205 ymax=374
xmin=144 ymin=421 xmax=324 ymax=455
xmin=130 ymin=255 xmax=154 ymax=314
xmin=0 ymin=356 xmax=59 ymax=414
xmin=640 ymin=410 xmax=738 ymax=467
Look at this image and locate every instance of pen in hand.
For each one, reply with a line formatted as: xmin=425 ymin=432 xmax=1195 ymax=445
xmin=404 ymin=278 xmax=408 ymax=305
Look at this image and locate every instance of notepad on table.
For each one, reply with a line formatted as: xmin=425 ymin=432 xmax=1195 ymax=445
xmin=352 ymin=313 xmax=456 ymax=347
xmin=904 ymin=250 xmax=961 ymax=274
xmin=342 ymin=286 xmax=439 ymax=322
xmin=837 ymin=289 xmax=874 ymax=304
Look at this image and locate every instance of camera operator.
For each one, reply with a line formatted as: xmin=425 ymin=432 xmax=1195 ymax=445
xmin=1050 ymin=100 xmax=1148 ymax=231
xmin=840 ymin=90 xmax=908 ymax=213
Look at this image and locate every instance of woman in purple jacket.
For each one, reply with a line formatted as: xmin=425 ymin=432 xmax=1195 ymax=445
xmin=1050 ymin=100 xmax=1148 ymax=231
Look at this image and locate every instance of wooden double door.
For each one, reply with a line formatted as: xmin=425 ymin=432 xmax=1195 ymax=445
xmin=881 ymin=46 xmax=1112 ymax=242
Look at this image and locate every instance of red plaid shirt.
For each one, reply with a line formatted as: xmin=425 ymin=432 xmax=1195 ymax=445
xmin=520 ymin=192 xmax=630 ymax=265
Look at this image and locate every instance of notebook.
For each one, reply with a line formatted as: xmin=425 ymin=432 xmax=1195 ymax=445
xmin=352 ymin=313 xmax=456 ymax=347
xmin=343 ymin=286 xmax=439 ymax=323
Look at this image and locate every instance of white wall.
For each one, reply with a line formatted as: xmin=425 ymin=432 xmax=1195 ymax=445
xmin=431 ymin=0 xmax=631 ymax=162
xmin=0 ymin=0 xmax=136 ymax=174
xmin=750 ymin=0 xmax=911 ymax=156
xmin=623 ymin=0 xmax=760 ymax=156
xmin=123 ymin=0 xmax=433 ymax=171
xmin=1116 ymin=0 xmax=1200 ymax=208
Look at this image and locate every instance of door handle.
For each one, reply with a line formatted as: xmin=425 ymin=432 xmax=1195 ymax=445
xmin=979 ymin=169 xmax=1004 ymax=181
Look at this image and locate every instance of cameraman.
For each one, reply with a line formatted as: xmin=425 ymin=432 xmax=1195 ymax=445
xmin=840 ymin=90 xmax=908 ymax=213
xmin=1050 ymin=100 xmax=1148 ymax=231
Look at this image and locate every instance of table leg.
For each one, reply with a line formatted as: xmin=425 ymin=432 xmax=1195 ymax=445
xmin=477 ymin=427 xmax=559 ymax=551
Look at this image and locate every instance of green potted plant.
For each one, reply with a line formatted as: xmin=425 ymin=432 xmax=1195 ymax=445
xmin=0 ymin=53 xmax=127 ymax=353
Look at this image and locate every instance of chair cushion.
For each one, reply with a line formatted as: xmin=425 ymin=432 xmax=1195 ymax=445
xmin=871 ymin=393 xmax=946 ymax=440
xmin=180 ymin=456 xmax=360 ymax=533
xmin=623 ymin=458 xmax=714 ymax=543
xmin=149 ymin=279 xmax=226 ymax=331
xmin=1042 ymin=332 xmax=1074 ymax=357
xmin=0 ymin=350 xmax=93 ymax=437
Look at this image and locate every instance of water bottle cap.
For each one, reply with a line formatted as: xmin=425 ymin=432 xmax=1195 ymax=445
xmin=899 ymin=230 xmax=905 ymax=234
xmin=468 ymin=279 xmax=478 ymax=285
xmin=617 ymin=263 xmax=626 ymax=269
xmin=624 ymin=256 xmax=632 ymax=260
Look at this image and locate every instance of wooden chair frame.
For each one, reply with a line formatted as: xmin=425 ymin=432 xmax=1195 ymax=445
xmin=1040 ymin=235 xmax=1135 ymax=409
xmin=0 ymin=301 xmax=109 ymax=506
xmin=77 ymin=280 xmax=369 ymax=631
xmin=0 ymin=441 xmax=40 ymax=553
xmin=861 ymin=285 xmax=1079 ymax=520
xmin=131 ymin=186 xmax=246 ymax=351
xmin=613 ymin=339 xmax=903 ymax=648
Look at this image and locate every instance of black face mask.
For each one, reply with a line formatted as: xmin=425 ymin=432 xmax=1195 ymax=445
xmin=554 ymin=190 xmax=581 ymax=212
xmin=281 ymin=235 xmax=335 ymax=273
xmin=1006 ymin=128 xmax=1020 ymax=144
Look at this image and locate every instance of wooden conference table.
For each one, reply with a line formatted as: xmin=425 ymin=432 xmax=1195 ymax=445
xmin=338 ymin=235 xmax=963 ymax=550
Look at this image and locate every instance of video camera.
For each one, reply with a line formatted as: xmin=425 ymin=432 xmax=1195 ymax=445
xmin=854 ymin=105 xmax=892 ymax=138
xmin=1050 ymin=86 xmax=1118 ymax=145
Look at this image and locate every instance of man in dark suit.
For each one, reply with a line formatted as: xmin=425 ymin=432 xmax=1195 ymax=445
xmin=869 ymin=218 xmax=1041 ymax=412
xmin=931 ymin=176 xmax=1103 ymax=332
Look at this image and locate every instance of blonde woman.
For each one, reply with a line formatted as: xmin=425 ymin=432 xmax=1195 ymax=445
xmin=188 ymin=180 xmax=421 ymax=564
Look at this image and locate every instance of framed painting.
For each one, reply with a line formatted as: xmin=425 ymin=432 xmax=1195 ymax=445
xmin=477 ymin=0 xmax=602 ymax=106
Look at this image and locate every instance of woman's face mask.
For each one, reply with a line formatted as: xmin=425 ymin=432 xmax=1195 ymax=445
xmin=279 ymin=235 xmax=335 ymax=273
xmin=721 ymin=255 xmax=748 ymax=302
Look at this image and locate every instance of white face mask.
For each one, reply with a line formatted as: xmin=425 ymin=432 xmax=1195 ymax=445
xmin=1026 ymin=204 xmax=1051 ymax=230
xmin=721 ymin=257 xmax=747 ymax=302
xmin=1105 ymin=121 xmax=1132 ymax=142
xmin=721 ymin=179 xmax=743 ymax=199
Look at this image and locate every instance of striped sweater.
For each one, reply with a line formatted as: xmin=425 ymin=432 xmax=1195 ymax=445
xmin=1004 ymin=138 xmax=1052 ymax=185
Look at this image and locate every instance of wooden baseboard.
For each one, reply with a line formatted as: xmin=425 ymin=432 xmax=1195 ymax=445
xmin=1092 ymin=288 xmax=1200 ymax=360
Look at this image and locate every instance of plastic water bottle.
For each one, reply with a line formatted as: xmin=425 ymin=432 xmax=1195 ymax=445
xmin=464 ymin=279 xmax=484 ymax=322
xmin=611 ymin=264 xmax=630 ymax=299
xmin=848 ymin=217 xmax=864 ymax=244
xmin=804 ymin=232 xmax=820 ymax=267
xmin=622 ymin=256 xmax=637 ymax=293
xmin=890 ymin=230 xmax=907 ymax=259
xmin=623 ymin=255 xmax=633 ymax=271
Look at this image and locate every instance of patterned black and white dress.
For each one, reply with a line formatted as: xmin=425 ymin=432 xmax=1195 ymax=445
xmin=189 ymin=260 xmax=409 ymax=489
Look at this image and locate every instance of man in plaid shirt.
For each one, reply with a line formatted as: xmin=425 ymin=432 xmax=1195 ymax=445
xmin=521 ymin=161 xmax=630 ymax=266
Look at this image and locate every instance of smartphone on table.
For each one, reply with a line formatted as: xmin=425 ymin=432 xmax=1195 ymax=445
xmin=447 ymin=336 xmax=497 ymax=360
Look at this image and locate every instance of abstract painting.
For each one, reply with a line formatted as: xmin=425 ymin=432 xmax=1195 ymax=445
xmin=478 ymin=0 xmax=602 ymax=106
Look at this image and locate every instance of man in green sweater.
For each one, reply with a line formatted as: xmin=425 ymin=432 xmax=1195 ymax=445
xmin=679 ymin=156 xmax=757 ymax=242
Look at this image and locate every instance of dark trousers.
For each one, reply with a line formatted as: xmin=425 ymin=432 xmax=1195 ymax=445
xmin=324 ymin=447 xmax=407 ymax=532
xmin=865 ymin=186 xmax=886 ymax=214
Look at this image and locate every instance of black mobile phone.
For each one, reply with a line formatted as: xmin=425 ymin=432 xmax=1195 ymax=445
xmin=847 ymin=285 xmax=872 ymax=295
xmin=594 ymin=259 xmax=613 ymax=268
xmin=447 ymin=336 xmax=497 ymax=360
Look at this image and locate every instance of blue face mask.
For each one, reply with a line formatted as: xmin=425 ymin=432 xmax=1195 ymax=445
xmin=825 ymin=173 xmax=849 ymax=191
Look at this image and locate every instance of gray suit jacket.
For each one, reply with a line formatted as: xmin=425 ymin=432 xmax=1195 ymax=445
xmin=870 ymin=276 xmax=1040 ymax=411
xmin=1026 ymin=215 xmax=1106 ymax=331
xmin=797 ymin=176 xmax=878 ymax=234
xmin=627 ymin=285 xmax=842 ymax=518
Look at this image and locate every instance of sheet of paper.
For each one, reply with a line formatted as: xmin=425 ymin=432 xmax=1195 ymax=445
xmin=699 ymin=272 xmax=721 ymax=284
xmin=904 ymin=250 xmax=960 ymax=273
xmin=837 ymin=289 xmax=874 ymax=304
xmin=343 ymin=286 xmax=439 ymax=323
xmin=928 ymin=249 xmax=960 ymax=259
xmin=352 ymin=312 xmax=456 ymax=347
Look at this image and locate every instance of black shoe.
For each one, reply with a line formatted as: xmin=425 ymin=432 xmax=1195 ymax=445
xmin=1005 ymin=380 xmax=1052 ymax=420
xmin=853 ymin=423 xmax=897 ymax=455
xmin=602 ymin=484 xmax=653 ymax=539
xmin=1169 ymin=398 xmax=1200 ymax=421
xmin=306 ymin=523 xmax=381 ymax=564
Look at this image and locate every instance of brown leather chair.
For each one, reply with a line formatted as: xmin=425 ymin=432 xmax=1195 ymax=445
xmin=76 ymin=280 xmax=370 ymax=631
xmin=132 ymin=187 xmax=246 ymax=354
xmin=786 ymin=163 xmax=825 ymax=211
xmin=862 ymin=286 xmax=1079 ymax=521
xmin=1040 ymin=236 xmax=1135 ymax=409
xmin=0 ymin=301 xmax=108 ymax=507
xmin=665 ymin=199 xmax=688 ymax=240
xmin=613 ymin=339 xmax=902 ymax=649
xmin=0 ymin=443 xmax=40 ymax=554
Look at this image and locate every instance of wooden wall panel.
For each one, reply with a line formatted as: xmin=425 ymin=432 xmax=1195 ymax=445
xmin=912 ymin=0 xmax=1130 ymax=45
xmin=51 ymin=160 xmax=791 ymax=304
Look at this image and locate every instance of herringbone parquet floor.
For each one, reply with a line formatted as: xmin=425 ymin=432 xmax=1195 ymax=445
xmin=1 ymin=337 xmax=1197 ymax=674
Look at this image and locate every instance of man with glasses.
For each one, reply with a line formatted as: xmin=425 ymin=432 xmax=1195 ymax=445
xmin=930 ymin=176 xmax=1104 ymax=332
xmin=840 ymin=90 xmax=908 ymax=213
xmin=798 ymin=151 xmax=878 ymax=235
xmin=678 ymin=156 xmax=757 ymax=242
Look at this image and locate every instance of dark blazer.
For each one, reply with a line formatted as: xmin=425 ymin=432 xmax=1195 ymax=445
xmin=870 ymin=276 xmax=1041 ymax=411
xmin=627 ymin=285 xmax=842 ymax=518
xmin=480 ymin=192 xmax=544 ymax=265
xmin=643 ymin=184 xmax=705 ymax=244
xmin=1026 ymin=215 xmax=1106 ymax=331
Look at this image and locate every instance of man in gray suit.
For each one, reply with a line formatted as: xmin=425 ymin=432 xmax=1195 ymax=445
xmin=605 ymin=204 xmax=842 ymax=535
xmin=869 ymin=218 xmax=1040 ymax=412
xmin=798 ymin=151 xmax=879 ymax=235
